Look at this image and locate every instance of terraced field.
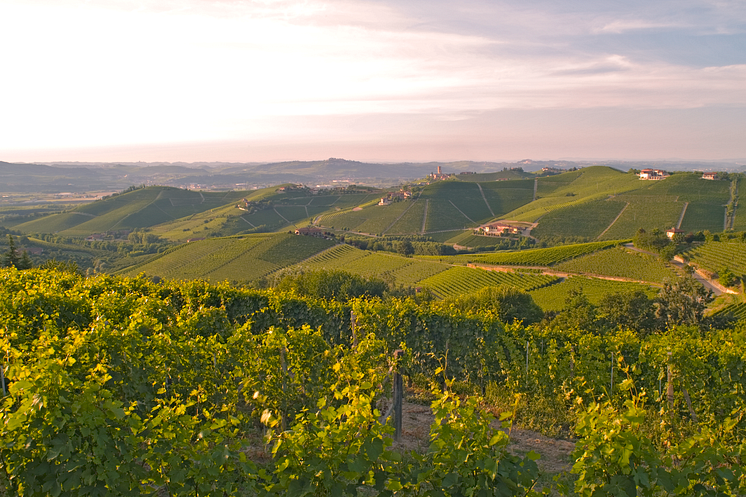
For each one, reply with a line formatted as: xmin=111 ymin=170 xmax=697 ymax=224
xmin=531 ymin=200 xmax=627 ymax=240
xmin=555 ymin=246 xmax=677 ymax=283
xmin=428 ymin=240 xmax=622 ymax=266
xmin=418 ymin=266 xmax=559 ymax=299
xmin=529 ymin=276 xmax=659 ymax=311
xmin=683 ymin=240 xmax=746 ymax=276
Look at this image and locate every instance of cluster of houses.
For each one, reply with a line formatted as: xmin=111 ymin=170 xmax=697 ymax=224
xmin=638 ymin=169 xmax=670 ymax=180
xmin=474 ymin=222 xmax=523 ymax=237
xmin=638 ymin=169 xmax=719 ymax=181
xmin=85 ymin=230 xmax=132 ymax=242
xmin=428 ymin=166 xmax=451 ymax=181
xmin=378 ymin=190 xmax=412 ymax=206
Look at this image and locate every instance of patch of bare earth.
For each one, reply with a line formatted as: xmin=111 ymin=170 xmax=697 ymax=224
xmin=387 ymin=399 xmax=575 ymax=475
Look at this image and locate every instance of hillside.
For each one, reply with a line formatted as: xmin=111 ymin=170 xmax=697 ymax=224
xmin=13 ymin=187 xmax=248 ymax=235
xmin=123 ymin=232 xmax=335 ymax=283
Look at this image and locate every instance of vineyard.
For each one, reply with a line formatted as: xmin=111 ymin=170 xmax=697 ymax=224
xmin=713 ymin=302 xmax=746 ymax=320
xmin=435 ymin=240 xmax=622 ymax=266
xmin=529 ymin=276 xmax=659 ymax=311
xmin=679 ymin=202 xmax=727 ymax=233
xmin=294 ymin=244 xmax=449 ymax=288
xmin=683 ymin=239 xmax=746 ymax=277
xmin=555 ymin=246 xmax=678 ymax=283
xmin=384 ymin=199 xmax=426 ymax=234
xmin=530 ymin=200 xmax=627 ymax=240
xmin=124 ymin=233 xmax=335 ymax=283
xmin=418 ymin=266 xmax=559 ymax=298
xmin=1 ymin=268 xmax=743 ymax=495
xmin=599 ymin=201 xmax=684 ymax=240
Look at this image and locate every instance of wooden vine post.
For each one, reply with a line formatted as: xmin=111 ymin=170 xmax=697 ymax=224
xmin=280 ymin=345 xmax=288 ymax=431
xmin=351 ymin=310 xmax=358 ymax=350
xmin=393 ymin=349 xmax=404 ymax=442
xmin=667 ymin=351 xmax=674 ymax=411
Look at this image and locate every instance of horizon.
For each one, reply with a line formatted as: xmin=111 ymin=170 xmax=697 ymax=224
xmin=2 ymin=0 xmax=745 ymax=163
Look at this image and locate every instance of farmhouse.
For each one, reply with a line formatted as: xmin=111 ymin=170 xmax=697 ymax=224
xmin=295 ymin=227 xmax=323 ymax=236
xmin=476 ymin=222 xmax=522 ymax=236
xmin=702 ymin=172 xmax=718 ymax=180
xmin=638 ymin=169 xmax=669 ymax=180
xmin=378 ymin=198 xmax=391 ymax=206
xmin=666 ymin=228 xmax=685 ymax=239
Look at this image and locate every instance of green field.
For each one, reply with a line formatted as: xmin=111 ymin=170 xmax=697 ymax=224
xmin=679 ymin=202 xmax=726 ymax=233
xmin=385 ymin=199 xmax=427 ymax=234
xmin=599 ymin=201 xmax=684 ymax=240
xmin=294 ymin=244 xmax=449 ymax=287
xmin=419 ymin=266 xmax=559 ymax=299
xmin=426 ymin=240 xmax=623 ymax=266
xmin=555 ymin=246 xmax=678 ymax=283
xmin=531 ymin=200 xmax=627 ymax=240
xmin=479 ymin=180 xmax=534 ymax=210
xmin=15 ymin=187 xmax=249 ymax=236
xmin=529 ymin=276 xmax=659 ymax=311
xmin=125 ymin=233 xmax=334 ymax=282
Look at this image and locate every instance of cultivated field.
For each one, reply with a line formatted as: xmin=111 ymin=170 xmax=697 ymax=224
xmin=554 ymin=246 xmax=678 ymax=283
xmin=418 ymin=266 xmax=559 ymax=299
xmin=529 ymin=276 xmax=659 ymax=311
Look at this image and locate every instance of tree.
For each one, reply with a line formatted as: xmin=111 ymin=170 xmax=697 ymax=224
xmin=547 ymin=287 xmax=598 ymax=332
xmin=3 ymin=234 xmax=19 ymax=268
xmin=655 ymin=277 xmax=712 ymax=329
xmin=444 ymin=285 xmax=544 ymax=324
xmin=18 ymin=250 xmax=33 ymax=270
xmin=598 ymin=290 xmax=657 ymax=335
xmin=276 ymin=269 xmax=387 ymax=302
xmin=396 ymin=240 xmax=414 ymax=257
xmin=718 ymin=267 xmax=737 ymax=287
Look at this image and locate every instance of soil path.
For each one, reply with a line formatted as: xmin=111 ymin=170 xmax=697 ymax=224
xmin=421 ymin=199 xmax=429 ymax=234
xmin=477 ymin=183 xmax=495 ymax=217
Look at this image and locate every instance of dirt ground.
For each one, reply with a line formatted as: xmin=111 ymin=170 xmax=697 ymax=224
xmin=388 ymin=399 xmax=576 ymax=475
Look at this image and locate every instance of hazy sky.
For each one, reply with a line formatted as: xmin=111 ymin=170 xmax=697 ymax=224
xmin=1 ymin=0 xmax=745 ymax=163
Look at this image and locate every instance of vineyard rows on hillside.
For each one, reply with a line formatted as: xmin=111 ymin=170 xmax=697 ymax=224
xmin=683 ymin=240 xmax=746 ymax=276
xmin=434 ymin=240 xmax=622 ymax=266
xmin=555 ymin=246 xmax=678 ymax=283
xmin=418 ymin=266 xmax=559 ymax=298
xmin=529 ymin=276 xmax=660 ymax=311
xmin=530 ymin=200 xmax=627 ymax=240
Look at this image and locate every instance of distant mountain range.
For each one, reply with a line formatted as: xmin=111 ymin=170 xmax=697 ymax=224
xmin=2 ymin=158 xmax=743 ymax=193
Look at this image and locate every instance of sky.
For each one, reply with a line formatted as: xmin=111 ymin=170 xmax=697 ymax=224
xmin=1 ymin=0 xmax=745 ymax=163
